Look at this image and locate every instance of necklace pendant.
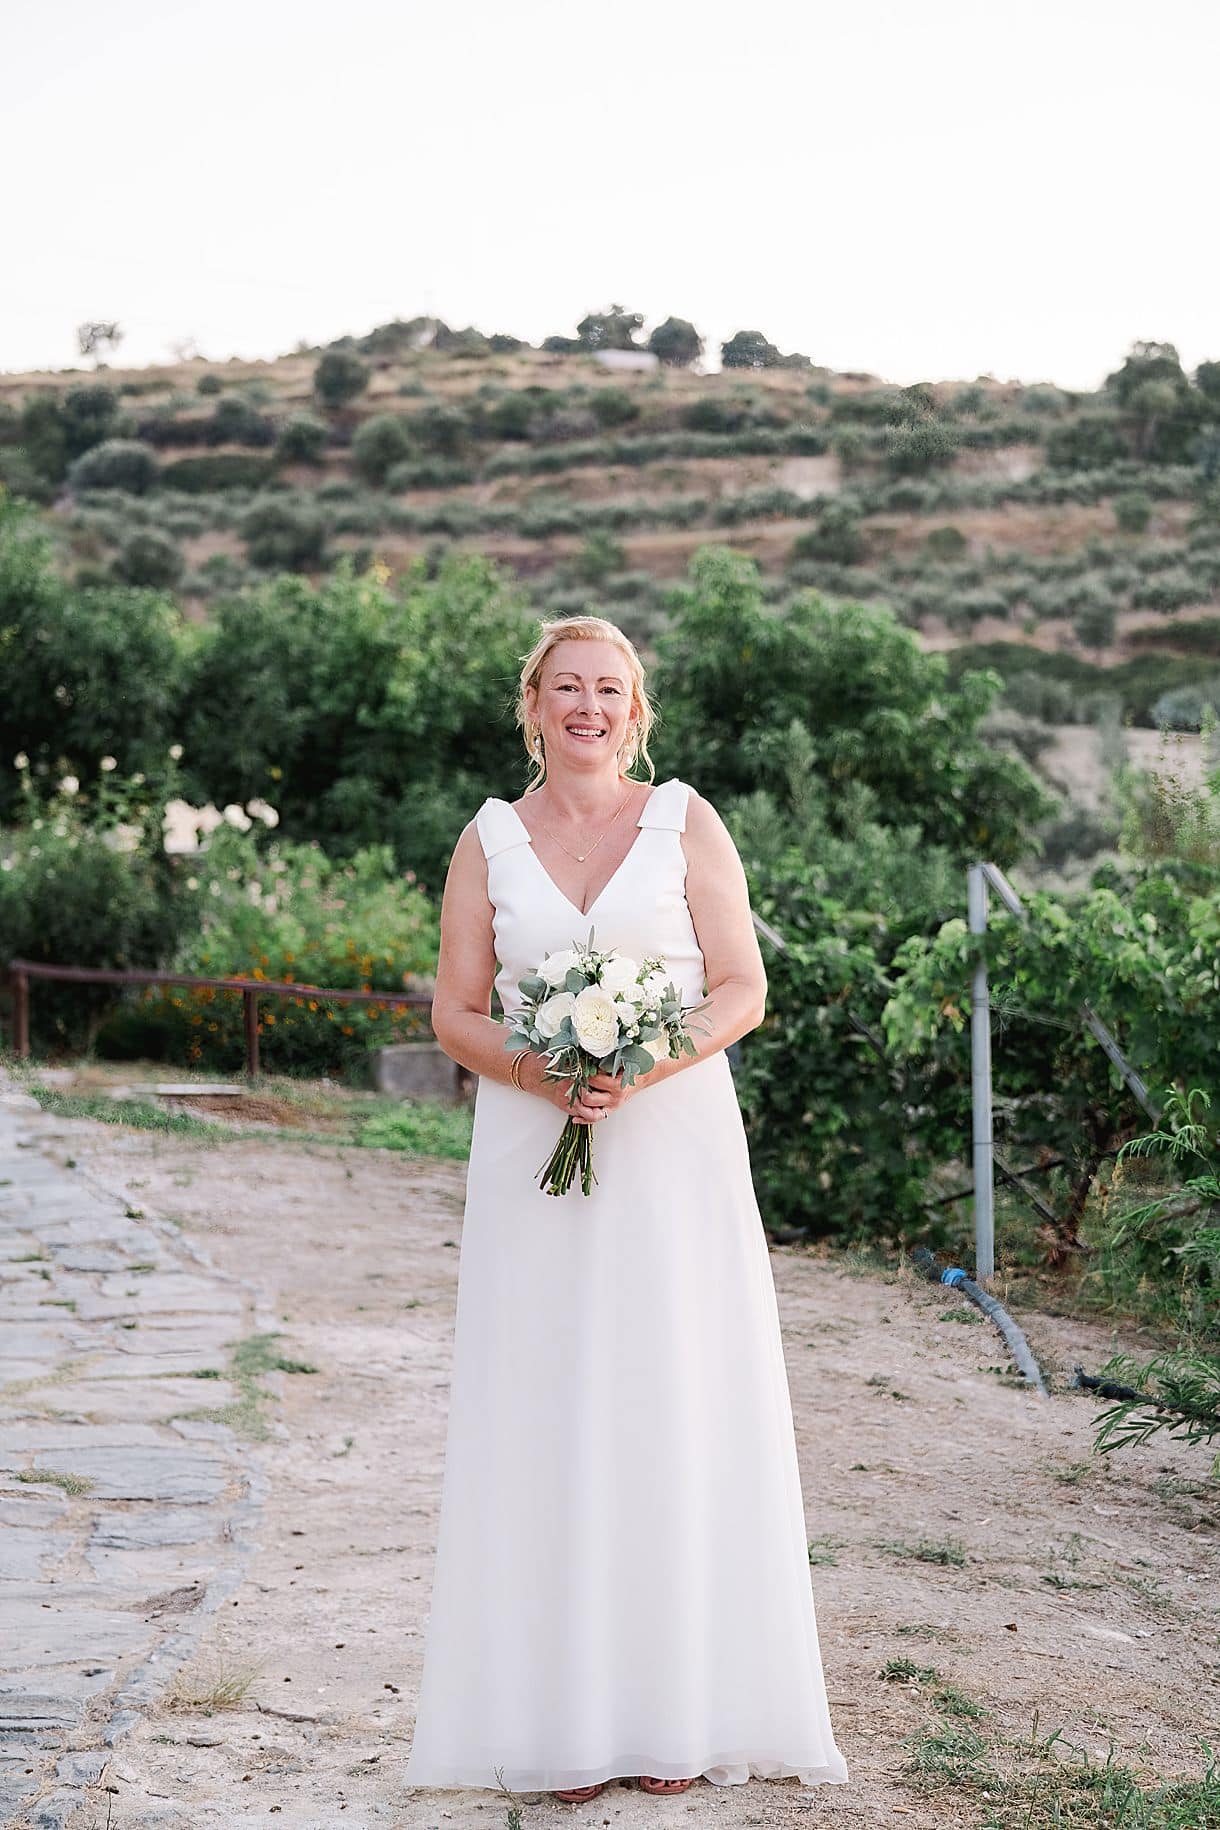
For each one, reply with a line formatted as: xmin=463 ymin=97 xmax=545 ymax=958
xmin=575 ymin=853 xmax=586 ymax=861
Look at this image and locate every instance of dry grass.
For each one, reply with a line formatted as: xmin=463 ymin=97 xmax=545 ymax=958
xmin=163 ymin=1656 xmax=263 ymax=1715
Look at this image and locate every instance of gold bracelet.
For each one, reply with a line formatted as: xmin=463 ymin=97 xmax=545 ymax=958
xmin=509 ymin=1049 xmax=528 ymax=1090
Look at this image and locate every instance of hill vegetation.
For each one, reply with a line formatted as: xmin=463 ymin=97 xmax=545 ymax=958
xmin=1 ymin=312 xmax=1218 ymax=1461
xmin=2 ymin=319 xmax=1218 ymax=739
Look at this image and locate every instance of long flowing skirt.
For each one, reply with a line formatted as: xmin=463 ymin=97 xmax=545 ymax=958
xmin=403 ymin=1052 xmax=849 ymax=1792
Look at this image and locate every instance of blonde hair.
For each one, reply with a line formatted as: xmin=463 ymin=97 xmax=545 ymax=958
xmin=514 ymin=614 xmax=658 ymax=794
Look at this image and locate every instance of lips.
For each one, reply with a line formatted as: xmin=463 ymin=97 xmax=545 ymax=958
xmin=566 ymin=726 xmax=607 ymax=741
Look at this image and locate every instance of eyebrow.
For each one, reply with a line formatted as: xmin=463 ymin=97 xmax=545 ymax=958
xmin=552 ymin=671 xmax=626 ymax=683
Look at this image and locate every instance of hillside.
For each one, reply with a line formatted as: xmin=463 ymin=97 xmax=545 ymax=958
xmin=2 ymin=323 xmax=1219 ymax=829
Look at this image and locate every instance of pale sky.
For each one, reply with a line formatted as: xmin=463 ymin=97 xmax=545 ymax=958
xmin=7 ymin=0 xmax=1218 ymax=390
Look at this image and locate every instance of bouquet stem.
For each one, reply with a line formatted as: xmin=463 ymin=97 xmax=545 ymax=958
xmin=537 ymin=1116 xmax=598 ymax=1197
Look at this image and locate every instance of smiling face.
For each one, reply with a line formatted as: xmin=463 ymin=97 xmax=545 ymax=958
xmin=526 ymin=638 xmax=637 ymax=776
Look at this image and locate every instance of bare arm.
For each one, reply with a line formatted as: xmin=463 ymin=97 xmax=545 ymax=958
xmin=640 ymin=788 xmax=768 ymax=1087
xmin=428 ymin=822 xmax=600 ymax=1117
xmin=427 ymin=820 xmax=508 ymax=1080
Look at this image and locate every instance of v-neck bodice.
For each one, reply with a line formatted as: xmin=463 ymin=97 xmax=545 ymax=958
xmin=474 ymin=776 xmax=704 ymax=1021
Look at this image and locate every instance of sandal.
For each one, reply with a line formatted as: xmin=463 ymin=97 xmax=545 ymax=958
xmin=638 ymin=1775 xmax=695 ymax=1793
xmin=553 ymin=1780 xmax=614 ymax=1802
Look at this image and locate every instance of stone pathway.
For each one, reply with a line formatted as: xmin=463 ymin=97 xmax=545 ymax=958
xmin=0 ymin=1080 xmax=272 ymax=1828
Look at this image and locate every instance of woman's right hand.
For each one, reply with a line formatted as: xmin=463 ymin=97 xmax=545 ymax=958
xmin=516 ymin=1051 xmax=603 ymax=1125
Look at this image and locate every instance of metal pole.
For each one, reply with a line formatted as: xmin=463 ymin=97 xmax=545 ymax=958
xmin=243 ymin=990 xmax=260 ymax=1080
xmin=13 ymin=968 xmax=29 ymax=1060
xmin=967 ymin=863 xmax=994 ymax=1281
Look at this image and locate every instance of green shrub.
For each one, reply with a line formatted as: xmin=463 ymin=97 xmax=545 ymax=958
xmin=1002 ymin=670 xmax=1077 ymax=722
xmin=61 ymin=385 xmax=123 ymax=460
xmin=1131 ymin=566 xmax=1203 ymax=613
xmin=275 ymin=412 xmax=329 ymax=465
xmin=1127 ymin=616 xmax=1220 ymax=655
xmin=0 ymin=799 xmax=183 ymax=1052
xmin=789 ymin=503 xmax=864 ymax=567
xmin=196 ymin=373 xmax=222 ymax=396
xmin=572 ymin=530 xmax=626 ymax=585
xmin=648 ymin=317 xmax=703 ymax=367
xmin=1195 ymin=359 xmax=1220 ymax=403
xmin=240 ymin=497 xmax=327 ymax=570
xmin=884 ymin=420 xmax=958 ymax=475
xmin=384 ymin=457 xmax=474 ymax=492
xmin=1150 ymin=681 xmax=1220 ymax=730
xmin=1020 ymin=384 xmax=1071 ymax=416
xmin=314 ymin=349 xmax=370 ymax=409
xmin=67 ymin=439 xmax=158 ymax=493
xmin=949 ymin=587 xmax=1010 ymax=630
xmin=484 ymin=393 xmax=536 ymax=440
xmin=352 ymin=413 xmax=415 ymax=483
xmin=177 ymin=552 xmax=537 ymax=893
xmin=682 ymin=397 xmax=748 ymax=433
xmin=112 ymin=530 xmax=184 ymax=589
xmin=208 ymin=395 xmax=276 ymax=447
xmin=0 ymin=502 xmax=185 ymax=813
xmin=1073 ymin=595 xmax=1117 ymax=652
xmin=589 ymin=387 xmax=640 ymax=428
xmin=0 ymin=446 xmax=55 ymax=504
xmin=412 ymin=401 xmax=470 ymax=456
xmin=924 ymin=525 xmax=968 ymax=561
xmin=1114 ymin=490 xmax=1153 ymax=534
xmin=157 ymin=453 xmax=274 ymax=492
xmin=1046 ymin=413 xmax=1128 ymax=469
xmin=650 ymin=547 xmax=1051 ymax=862
xmin=120 ymin=826 xmax=439 ymax=1077
xmin=16 ymin=393 xmax=69 ymax=482
xmin=831 ymin=427 xmax=868 ymax=473
xmin=576 ymin=306 xmax=644 ymax=352
xmin=721 ymin=329 xmax=782 ymax=369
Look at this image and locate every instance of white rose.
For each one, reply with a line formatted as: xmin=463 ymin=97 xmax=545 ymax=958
xmin=640 ymin=1033 xmax=670 ymax=1065
xmin=540 ymin=948 xmax=585 ymax=989
xmin=222 ymin=803 xmax=253 ymax=831
xmin=598 ymin=954 xmax=641 ymax=996
xmin=571 ymin=986 xmax=622 ymax=1057
xmin=537 ymin=991 xmax=576 ymax=1039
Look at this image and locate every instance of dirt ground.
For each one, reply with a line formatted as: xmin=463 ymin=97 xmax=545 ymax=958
xmin=46 ymin=1114 xmax=1219 ymax=1830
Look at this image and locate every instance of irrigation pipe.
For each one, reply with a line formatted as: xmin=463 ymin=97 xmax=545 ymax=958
xmin=909 ymin=1245 xmax=1049 ymax=1396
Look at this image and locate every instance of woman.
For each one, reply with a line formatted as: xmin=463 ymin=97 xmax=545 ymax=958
xmin=403 ymin=614 xmax=849 ymax=1803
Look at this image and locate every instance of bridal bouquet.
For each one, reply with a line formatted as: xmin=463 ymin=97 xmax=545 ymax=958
xmin=503 ymin=930 xmax=711 ymax=1197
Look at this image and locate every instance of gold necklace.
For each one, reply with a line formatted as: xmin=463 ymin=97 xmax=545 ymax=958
xmin=535 ymin=782 xmax=635 ymax=861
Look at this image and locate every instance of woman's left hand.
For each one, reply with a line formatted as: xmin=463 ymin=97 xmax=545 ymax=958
xmin=571 ymin=1067 xmax=637 ymax=1126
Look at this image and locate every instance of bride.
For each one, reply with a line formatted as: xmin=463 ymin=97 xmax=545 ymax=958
xmin=402 ymin=613 xmax=849 ymax=1802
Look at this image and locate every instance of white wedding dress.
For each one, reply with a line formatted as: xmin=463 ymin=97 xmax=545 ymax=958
xmin=403 ymin=776 xmax=849 ymax=1795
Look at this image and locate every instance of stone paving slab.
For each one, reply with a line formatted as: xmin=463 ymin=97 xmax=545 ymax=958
xmin=0 ymin=1526 xmax=74 ymax=1580
xmin=0 ymin=1083 xmax=270 ymax=1829
xmin=5 ymin=1594 xmax=158 ymax=1669
xmin=88 ymin=1505 xmax=231 ymax=1551
xmin=20 ymin=1376 xmax=240 ymax=1424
